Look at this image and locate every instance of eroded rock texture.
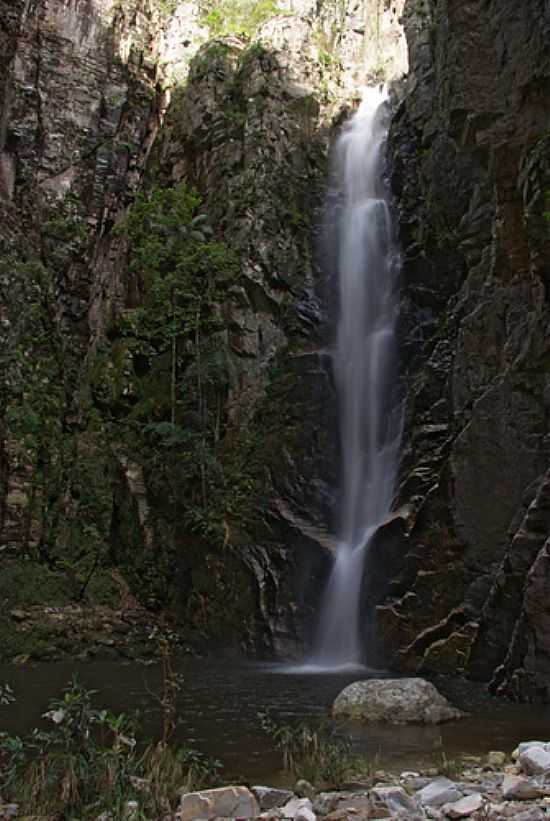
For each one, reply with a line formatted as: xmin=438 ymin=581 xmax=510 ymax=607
xmin=379 ymin=0 xmax=550 ymax=699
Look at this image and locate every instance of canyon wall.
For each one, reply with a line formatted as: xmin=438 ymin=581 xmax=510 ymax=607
xmin=0 ymin=0 xmax=405 ymax=661
xmin=379 ymin=0 xmax=550 ymax=701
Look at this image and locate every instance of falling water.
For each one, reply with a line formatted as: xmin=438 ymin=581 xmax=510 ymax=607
xmin=311 ymin=87 xmax=401 ymax=668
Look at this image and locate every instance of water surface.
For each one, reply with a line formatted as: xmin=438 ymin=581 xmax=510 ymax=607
xmin=0 ymin=659 xmax=548 ymax=784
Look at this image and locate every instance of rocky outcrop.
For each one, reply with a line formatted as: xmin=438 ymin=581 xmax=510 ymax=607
xmin=0 ymin=0 xmax=407 ymax=660
xmin=377 ymin=0 xmax=550 ymax=698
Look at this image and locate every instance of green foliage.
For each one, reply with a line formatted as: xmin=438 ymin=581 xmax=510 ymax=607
xmin=0 ymin=615 xmax=64 ymax=663
xmin=98 ymin=182 xmax=257 ymax=580
xmin=0 ymin=557 xmax=70 ymax=608
xmin=433 ymin=750 xmax=464 ymax=779
xmin=203 ymin=0 xmax=282 ymax=38
xmin=0 ymin=677 xmax=222 ymax=818
xmin=111 ymin=0 xmax=179 ymax=20
xmin=258 ymin=712 xmax=356 ymax=787
xmin=0 ymin=189 xmax=119 ymax=611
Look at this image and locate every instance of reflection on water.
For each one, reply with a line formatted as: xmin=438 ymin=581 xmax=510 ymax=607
xmin=0 ymin=659 xmax=549 ymax=784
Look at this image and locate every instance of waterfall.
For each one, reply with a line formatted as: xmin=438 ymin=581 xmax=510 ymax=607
xmin=312 ymin=87 xmax=402 ymax=669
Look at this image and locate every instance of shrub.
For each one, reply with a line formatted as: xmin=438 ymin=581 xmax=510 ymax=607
xmin=0 ymin=676 xmax=222 ymax=818
xmin=204 ymin=0 xmax=282 ymax=38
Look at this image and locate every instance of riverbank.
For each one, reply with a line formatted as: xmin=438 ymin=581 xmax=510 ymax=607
xmin=3 ymin=742 xmax=550 ymax=819
xmin=174 ymin=745 xmax=550 ymax=819
xmin=0 ymin=557 xmax=197 ymax=665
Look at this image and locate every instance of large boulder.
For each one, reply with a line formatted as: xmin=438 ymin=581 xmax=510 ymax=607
xmin=177 ymin=785 xmax=259 ymax=820
xmin=332 ymin=677 xmax=463 ymax=723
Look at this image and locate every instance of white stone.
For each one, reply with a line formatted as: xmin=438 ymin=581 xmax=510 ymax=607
xmin=519 ymin=745 xmax=550 ymax=775
xmin=178 ymin=785 xmax=259 ymax=820
xmin=332 ymin=678 xmax=463 ymax=723
xmin=512 ymin=741 xmax=549 ymax=760
xmin=501 ymin=774 xmax=542 ymax=800
xmin=296 ymin=808 xmax=316 ymax=821
xmin=442 ymin=793 xmax=483 ymax=817
xmin=281 ymin=797 xmax=315 ymax=820
xmin=416 ymin=777 xmax=461 ymax=807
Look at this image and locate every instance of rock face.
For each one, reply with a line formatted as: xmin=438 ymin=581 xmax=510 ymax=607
xmin=5 ymin=0 xmax=549 ymax=696
xmin=0 ymin=0 xmax=407 ymax=660
xmin=374 ymin=0 xmax=550 ymax=700
xmin=332 ymin=677 xmax=462 ymax=723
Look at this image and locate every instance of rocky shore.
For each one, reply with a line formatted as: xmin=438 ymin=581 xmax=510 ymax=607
xmin=172 ymin=741 xmax=550 ymax=821
xmin=3 ymin=736 xmax=550 ymax=819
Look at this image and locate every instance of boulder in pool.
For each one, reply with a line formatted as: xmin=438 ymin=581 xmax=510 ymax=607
xmin=332 ymin=678 xmax=463 ymax=724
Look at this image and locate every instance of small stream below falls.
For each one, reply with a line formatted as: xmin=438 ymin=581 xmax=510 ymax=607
xmin=1 ymin=659 xmax=549 ymax=784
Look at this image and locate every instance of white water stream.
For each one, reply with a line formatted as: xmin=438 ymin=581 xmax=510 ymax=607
xmin=311 ymin=87 xmax=402 ymax=669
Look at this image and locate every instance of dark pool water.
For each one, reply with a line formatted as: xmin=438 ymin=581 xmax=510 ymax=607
xmin=1 ymin=659 xmax=549 ymax=783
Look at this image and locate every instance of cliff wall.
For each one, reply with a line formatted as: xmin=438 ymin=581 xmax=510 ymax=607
xmin=0 ymin=0 xmax=406 ymax=661
xmin=380 ymin=0 xmax=550 ymax=701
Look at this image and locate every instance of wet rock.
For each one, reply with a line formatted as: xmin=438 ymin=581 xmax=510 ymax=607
xmin=252 ymin=786 xmax=295 ymax=810
xmin=501 ymin=774 xmax=542 ymax=800
xmin=332 ymin=678 xmax=463 ymax=723
xmin=518 ymin=746 xmax=550 ymax=775
xmin=177 ymin=785 xmax=259 ymax=820
xmin=416 ymin=777 xmax=461 ymax=807
xmin=442 ymin=793 xmax=483 ymax=817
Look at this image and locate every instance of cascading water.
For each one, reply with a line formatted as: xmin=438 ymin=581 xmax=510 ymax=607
xmin=311 ymin=87 xmax=402 ymax=669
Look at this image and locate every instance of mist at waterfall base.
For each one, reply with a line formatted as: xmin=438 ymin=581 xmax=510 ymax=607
xmin=289 ymin=88 xmax=402 ymax=674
